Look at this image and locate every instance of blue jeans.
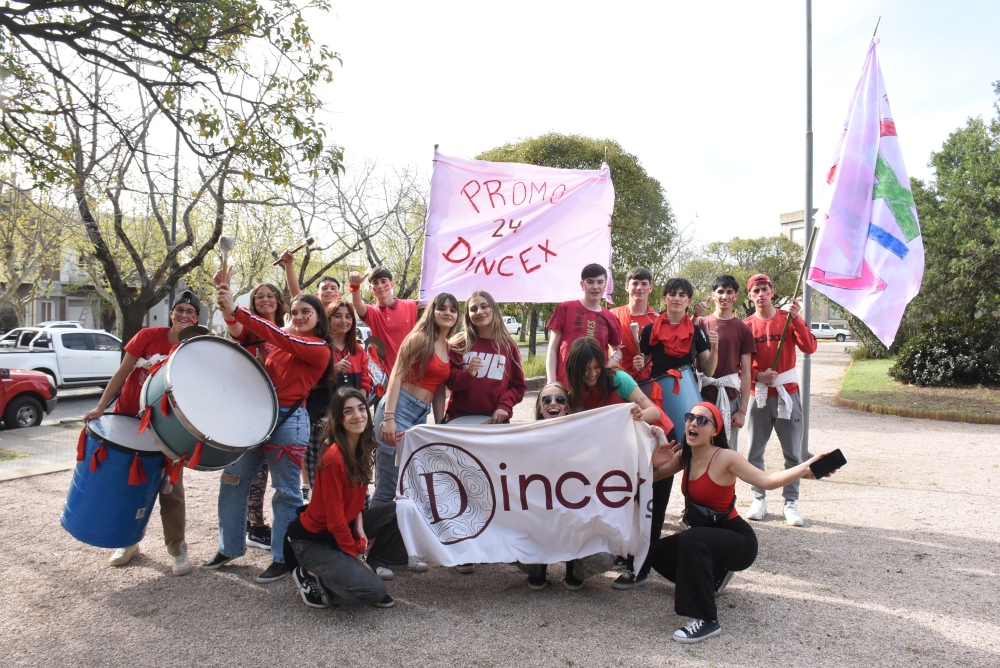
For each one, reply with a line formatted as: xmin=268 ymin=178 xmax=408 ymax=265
xmin=372 ymin=389 xmax=431 ymax=504
xmin=217 ymin=406 xmax=308 ymax=563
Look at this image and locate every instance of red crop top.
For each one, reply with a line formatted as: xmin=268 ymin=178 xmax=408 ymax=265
xmin=682 ymin=448 xmax=739 ymax=520
xmin=404 ymin=353 xmax=450 ymax=393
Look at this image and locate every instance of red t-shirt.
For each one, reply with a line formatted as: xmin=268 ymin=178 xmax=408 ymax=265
xmin=696 ymin=314 xmax=756 ymax=402
xmin=299 ymin=445 xmax=367 ymax=556
xmin=547 ymin=300 xmax=622 ymax=385
xmin=610 ymin=304 xmax=657 ymax=381
xmin=115 ymin=327 xmax=173 ymax=417
xmin=445 ymin=338 xmax=527 ymax=419
xmin=361 ymin=299 xmax=418 ymax=375
xmin=743 ymin=310 xmax=817 ymax=396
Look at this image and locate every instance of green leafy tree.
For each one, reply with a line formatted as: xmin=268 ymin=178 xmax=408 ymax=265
xmin=476 ymin=133 xmax=677 ymax=305
xmin=682 ymin=235 xmax=804 ymax=317
xmin=909 ymin=87 xmax=1000 ymax=316
xmin=0 ymin=1 xmax=339 ymax=344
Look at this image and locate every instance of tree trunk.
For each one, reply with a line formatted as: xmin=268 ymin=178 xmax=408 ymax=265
xmin=528 ymin=307 xmax=537 ymax=358
xmin=118 ymin=301 xmax=148 ymax=358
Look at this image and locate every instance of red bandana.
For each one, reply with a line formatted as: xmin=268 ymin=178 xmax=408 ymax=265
xmin=649 ymin=313 xmax=694 ymax=358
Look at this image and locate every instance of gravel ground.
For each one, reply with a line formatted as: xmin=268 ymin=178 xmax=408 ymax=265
xmin=2 ymin=345 xmax=998 ymax=667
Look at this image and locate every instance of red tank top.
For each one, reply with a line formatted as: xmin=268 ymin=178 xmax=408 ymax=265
xmin=682 ymin=448 xmax=738 ymax=520
xmin=405 ymin=353 xmax=450 ymax=393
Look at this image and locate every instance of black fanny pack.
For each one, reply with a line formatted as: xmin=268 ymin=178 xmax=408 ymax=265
xmin=682 ymin=458 xmax=735 ymax=528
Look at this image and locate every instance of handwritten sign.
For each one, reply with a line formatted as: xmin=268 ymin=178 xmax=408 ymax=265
xmin=419 ymin=152 xmax=615 ymax=304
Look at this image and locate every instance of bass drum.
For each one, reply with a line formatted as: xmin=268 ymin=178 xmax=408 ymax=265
xmin=141 ymin=335 xmax=278 ymax=470
xmin=638 ymin=365 xmax=702 ymax=437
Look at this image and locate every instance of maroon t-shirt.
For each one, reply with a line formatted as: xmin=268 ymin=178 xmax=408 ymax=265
xmin=696 ymin=314 xmax=756 ymax=402
xmin=546 ymin=300 xmax=622 ymax=385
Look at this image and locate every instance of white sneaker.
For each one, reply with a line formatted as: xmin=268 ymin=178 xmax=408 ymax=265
xmin=746 ymin=498 xmax=767 ymax=521
xmin=171 ymin=542 xmax=192 ymax=576
xmin=376 ymin=566 xmax=394 ymax=581
xmin=109 ymin=544 xmax=140 ymax=567
xmin=783 ymin=501 xmax=804 ymax=527
xmin=407 ymin=556 xmax=429 ymax=572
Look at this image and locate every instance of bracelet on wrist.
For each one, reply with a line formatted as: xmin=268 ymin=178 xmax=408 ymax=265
xmin=348 ymin=284 xmax=361 ymax=293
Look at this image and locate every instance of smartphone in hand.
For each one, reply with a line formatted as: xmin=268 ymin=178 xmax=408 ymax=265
xmin=809 ymin=449 xmax=847 ymax=479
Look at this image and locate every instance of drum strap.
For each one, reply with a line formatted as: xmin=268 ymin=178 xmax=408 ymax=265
xmin=272 ymin=397 xmax=305 ymax=433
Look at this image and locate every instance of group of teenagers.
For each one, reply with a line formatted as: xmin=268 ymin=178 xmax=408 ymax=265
xmin=85 ymin=256 xmax=825 ymax=644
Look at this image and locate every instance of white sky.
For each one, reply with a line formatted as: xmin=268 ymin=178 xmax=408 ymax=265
xmin=311 ymin=0 xmax=1000 ymax=245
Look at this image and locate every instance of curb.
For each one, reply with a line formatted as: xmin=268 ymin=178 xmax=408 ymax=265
xmin=835 ymin=360 xmax=1000 ymax=425
xmin=525 ymin=376 xmax=546 ymax=392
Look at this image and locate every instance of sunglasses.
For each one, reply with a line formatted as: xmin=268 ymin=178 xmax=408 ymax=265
xmin=541 ymin=395 xmax=567 ymax=406
xmin=684 ymin=413 xmax=716 ymax=427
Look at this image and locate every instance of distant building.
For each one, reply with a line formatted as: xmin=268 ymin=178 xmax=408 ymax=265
xmin=779 ymin=209 xmax=847 ymax=328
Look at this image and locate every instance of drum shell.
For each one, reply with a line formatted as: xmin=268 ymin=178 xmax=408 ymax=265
xmin=444 ymin=415 xmax=494 ymax=425
xmin=638 ymin=366 xmax=703 ymax=436
xmin=61 ymin=417 xmax=165 ymax=549
xmin=140 ymin=336 xmax=278 ymax=471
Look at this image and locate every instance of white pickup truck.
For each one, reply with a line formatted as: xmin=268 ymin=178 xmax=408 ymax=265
xmin=0 ymin=327 xmax=122 ymax=388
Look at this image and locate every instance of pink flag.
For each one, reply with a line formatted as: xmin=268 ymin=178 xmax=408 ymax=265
xmin=420 ymin=151 xmax=614 ymax=305
xmin=807 ymin=39 xmax=923 ymax=347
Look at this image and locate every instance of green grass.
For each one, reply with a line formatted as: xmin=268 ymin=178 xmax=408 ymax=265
xmin=0 ymin=449 xmax=29 ymax=461
xmin=522 ymin=354 xmax=546 ymax=378
xmin=839 ymin=359 xmax=1000 ymax=420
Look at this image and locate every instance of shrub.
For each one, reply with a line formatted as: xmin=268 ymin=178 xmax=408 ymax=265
xmin=888 ymin=314 xmax=1000 ymax=386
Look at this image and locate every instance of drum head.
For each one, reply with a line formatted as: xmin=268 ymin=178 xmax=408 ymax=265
xmin=88 ymin=414 xmax=160 ymax=453
xmin=445 ymin=415 xmax=494 ymax=425
xmin=165 ymin=337 xmax=277 ymax=448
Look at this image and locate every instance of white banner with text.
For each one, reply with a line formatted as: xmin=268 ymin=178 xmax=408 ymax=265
xmin=394 ymin=404 xmax=654 ymax=568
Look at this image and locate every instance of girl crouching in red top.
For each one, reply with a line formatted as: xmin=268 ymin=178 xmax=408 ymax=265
xmin=206 ymin=286 xmax=332 ymax=583
xmin=285 ymin=387 xmax=407 ymax=609
xmin=648 ymin=401 xmax=828 ymax=643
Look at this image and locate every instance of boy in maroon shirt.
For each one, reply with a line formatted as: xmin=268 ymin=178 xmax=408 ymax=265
xmin=545 ymin=263 xmax=622 ymax=385
xmin=693 ymin=275 xmax=756 ymax=449
xmin=742 ymin=273 xmax=817 ymax=526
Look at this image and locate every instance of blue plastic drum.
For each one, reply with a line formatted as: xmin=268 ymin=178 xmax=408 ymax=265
xmin=638 ymin=365 xmax=703 ymax=437
xmin=61 ymin=414 xmax=165 ymax=548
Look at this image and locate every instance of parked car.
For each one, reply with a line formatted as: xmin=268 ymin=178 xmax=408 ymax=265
xmin=0 ymin=367 xmax=58 ymax=428
xmin=502 ymin=316 xmax=521 ymax=336
xmin=0 ymin=328 xmax=122 ymax=388
xmin=810 ymin=322 xmax=851 ymax=342
xmin=35 ymin=321 xmax=85 ymax=329
xmin=357 ymin=323 xmax=372 ymax=343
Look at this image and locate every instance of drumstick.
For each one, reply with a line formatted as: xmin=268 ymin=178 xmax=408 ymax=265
xmin=271 ymin=237 xmax=315 ymax=266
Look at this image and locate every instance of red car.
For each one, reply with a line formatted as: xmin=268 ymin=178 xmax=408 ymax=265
xmin=1 ymin=367 xmax=58 ymax=429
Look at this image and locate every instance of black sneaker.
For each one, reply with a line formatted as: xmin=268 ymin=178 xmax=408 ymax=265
xmin=454 ymin=563 xmax=475 ymax=574
xmin=715 ymin=571 xmax=734 ymax=597
xmin=611 ymin=571 xmax=648 ymax=590
xmin=256 ymin=560 xmax=291 ymax=583
xmin=293 ymin=568 xmax=329 ymax=609
xmin=201 ymin=552 xmax=237 ymax=570
xmin=374 ymin=594 xmax=395 ymax=608
xmin=673 ymin=618 xmax=722 ymax=643
xmin=563 ymin=563 xmax=583 ymax=591
xmin=246 ymin=524 xmax=272 ymax=550
xmin=527 ymin=574 xmax=550 ymax=591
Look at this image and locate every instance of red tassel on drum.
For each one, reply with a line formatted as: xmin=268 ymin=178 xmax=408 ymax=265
xmin=667 ymin=369 xmax=682 ymax=395
xmin=89 ymin=444 xmax=107 ymax=472
xmin=76 ymin=429 xmax=87 ymax=462
xmin=187 ymin=442 xmax=203 ymax=469
xmin=138 ymin=407 xmax=153 ymax=433
xmin=160 ymin=392 xmax=170 ymax=418
xmin=173 ymin=455 xmax=188 ymax=480
xmin=128 ymin=453 xmax=148 ymax=485
xmin=649 ymin=381 xmax=663 ymax=408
